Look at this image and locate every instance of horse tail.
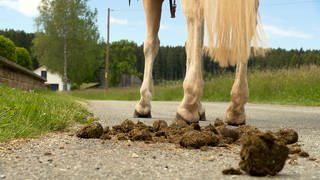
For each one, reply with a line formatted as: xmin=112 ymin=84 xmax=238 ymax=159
xmin=203 ymin=0 xmax=265 ymax=67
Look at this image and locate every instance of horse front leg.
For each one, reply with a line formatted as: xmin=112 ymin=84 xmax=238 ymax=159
xmin=174 ymin=0 xmax=204 ymax=125
xmin=134 ymin=0 xmax=163 ymax=118
xmin=225 ymin=62 xmax=248 ymax=126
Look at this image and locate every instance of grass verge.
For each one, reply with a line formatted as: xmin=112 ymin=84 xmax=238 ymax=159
xmin=68 ymin=66 xmax=320 ymax=106
xmin=0 ymin=85 xmax=91 ymax=142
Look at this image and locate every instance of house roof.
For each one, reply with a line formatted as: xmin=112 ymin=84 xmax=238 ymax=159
xmin=0 ymin=56 xmax=46 ymax=82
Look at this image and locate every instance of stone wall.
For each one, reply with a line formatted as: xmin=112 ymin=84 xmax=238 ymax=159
xmin=0 ymin=56 xmax=46 ymax=90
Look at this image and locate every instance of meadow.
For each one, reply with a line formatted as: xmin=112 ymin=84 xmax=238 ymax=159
xmin=0 ymin=85 xmax=91 ymax=142
xmin=69 ymin=66 xmax=320 ymax=106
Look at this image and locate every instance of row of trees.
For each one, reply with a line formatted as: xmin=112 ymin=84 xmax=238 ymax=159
xmin=248 ymin=48 xmax=320 ymax=70
xmin=135 ymin=46 xmax=320 ymax=81
xmin=113 ymin=41 xmax=320 ymax=84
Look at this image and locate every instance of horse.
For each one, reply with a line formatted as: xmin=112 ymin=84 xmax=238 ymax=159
xmin=133 ymin=0 xmax=264 ymax=126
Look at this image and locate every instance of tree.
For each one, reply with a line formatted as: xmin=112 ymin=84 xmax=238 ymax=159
xmin=109 ymin=40 xmax=139 ymax=86
xmin=0 ymin=35 xmax=16 ymax=62
xmin=16 ymin=47 xmax=32 ymax=70
xmin=33 ymin=0 xmax=103 ymax=90
xmin=0 ymin=29 xmax=38 ymax=68
xmin=0 ymin=29 xmax=34 ymax=51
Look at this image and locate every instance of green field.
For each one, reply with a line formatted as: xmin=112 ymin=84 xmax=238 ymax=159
xmin=69 ymin=66 xmax=320 ymax=106
xmin=0 ymin=85 xmax=91 ymax=142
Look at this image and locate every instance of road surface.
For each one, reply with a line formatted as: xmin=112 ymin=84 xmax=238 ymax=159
xmin=0 ymin=100 xmax=319 ymax=179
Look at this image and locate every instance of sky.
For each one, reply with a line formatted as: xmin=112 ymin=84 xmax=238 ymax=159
xmin=0 ymin=0 xmax=319 ymax=50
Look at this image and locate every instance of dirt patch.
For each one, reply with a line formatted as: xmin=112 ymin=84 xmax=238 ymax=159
xmin=76 ymin=119 xmax=306 ymax=177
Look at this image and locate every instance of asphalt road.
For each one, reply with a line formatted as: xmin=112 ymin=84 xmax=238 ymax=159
xmin=89 ymin=100 xmax=320 ymax=130
xmin=89 ymin=100 xmax=320 ymax=178
xmin=0 ymin=100 xmax=319 ymax=179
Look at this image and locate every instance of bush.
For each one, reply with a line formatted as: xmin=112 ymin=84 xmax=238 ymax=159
xmin=70 ymin=83 xmax=80 ymax=90
xmin=0 ymin=35 xmax=16 ymax=62
xmin=15 ymin=47 xmax=32 ymax=70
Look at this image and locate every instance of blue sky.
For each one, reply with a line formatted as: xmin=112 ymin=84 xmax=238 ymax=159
xmin=0 ymin=0 xmax=319 ymax=50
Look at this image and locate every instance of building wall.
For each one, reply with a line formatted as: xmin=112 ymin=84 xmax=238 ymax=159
xmin=0 ymin=56 xmax=46 ymax=90
xmin=33 ymin=66 xmax=70 ymax=91
xmin=119 ymin=74 xmax=142 ymax=87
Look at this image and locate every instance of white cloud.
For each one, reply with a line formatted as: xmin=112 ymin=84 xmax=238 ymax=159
xmin=264 ymin=24 xmax=312 ymax=39
xmin=0 ymin=0 xmax=41 ymax=17
xmin=110 ymin=17 xmax=128 ymax=25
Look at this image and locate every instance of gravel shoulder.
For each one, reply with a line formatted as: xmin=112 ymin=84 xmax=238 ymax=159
xmin=1 ymin=101 xmax=320 ymax=179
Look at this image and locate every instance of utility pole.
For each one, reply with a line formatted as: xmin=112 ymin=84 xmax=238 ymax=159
xmin=103 ymin=8 xmax=111 ymax=89
xmin=63 ymin=10 xmax=68 ymax=91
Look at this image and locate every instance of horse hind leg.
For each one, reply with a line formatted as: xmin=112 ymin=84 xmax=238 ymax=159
xmin=174 ymin=0 xmax=204 ymax=125
xmin=185 ymin=41 xmax=206 ymax=121
xmin=225 ymin=62 xmax=248 ymax=126
xmin=134 ymin=0 xmax=163 ymax=118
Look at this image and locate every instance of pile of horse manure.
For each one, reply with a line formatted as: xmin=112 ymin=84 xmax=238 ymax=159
xmin=179 ymin=130 xmax=218 ymax=149
xmin=76 ymin=121 xmax=103 ymax=138
xmin=222 ymin=167 xmax=242 ymax=175
xmin=274 ymin=128 xmax=299 ymax=145
xmin=76 ymin=119 xmax=299 ymax=148
xmin=76 ymin=119 xmax=305 ymax=177
xmin=76 ymin=119 xmax=243 ymax=148
xmin=239 ymin=131 xmax=289 ymax=176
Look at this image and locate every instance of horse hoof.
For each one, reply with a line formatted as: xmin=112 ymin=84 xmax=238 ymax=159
xmin=199 ymin=112 xmax=206 ymax=121
xmin=133 ymin=110 xmax=152 ymax=118
xmin=224 ymin=119 xmax=246 ymax=126
xmin=171 ymin=114 xmax=190 ymax=128
xmin=173 ymin=113 xmax=198 ymax=127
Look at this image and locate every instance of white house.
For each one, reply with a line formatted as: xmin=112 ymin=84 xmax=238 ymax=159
xmin=34 ymin=66 xmax=70 ymax=91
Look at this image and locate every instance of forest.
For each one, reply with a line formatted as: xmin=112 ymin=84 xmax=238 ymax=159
xmin=135 ymin=45 xmax=320 ymax=82
xmin=1 ymin=29 xmax=320 ymax=86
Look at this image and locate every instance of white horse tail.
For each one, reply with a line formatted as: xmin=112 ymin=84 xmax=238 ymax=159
xmin=203 ymin=0 xmax=265 ymax=67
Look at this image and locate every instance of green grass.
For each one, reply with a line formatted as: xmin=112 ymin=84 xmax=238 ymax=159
xmin=69 ymin=66 xmax=320 ymax=106
xmin=68 ymin=87 xmax=140 ymax=100
xmin=0 ymin=85 xmax=92 ymax=142
xmin=204 ymin=65 xmax=320 ymax=106
xmin=247 ymin=66 xmax=320 ymax=106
